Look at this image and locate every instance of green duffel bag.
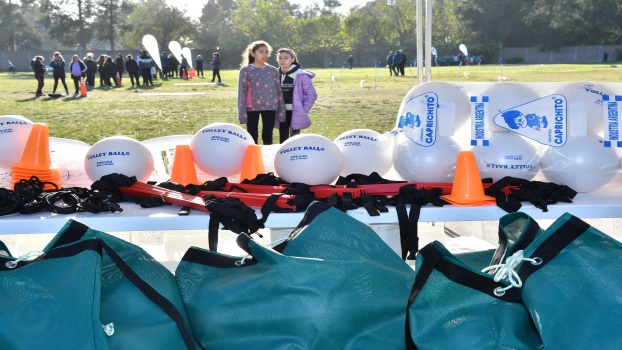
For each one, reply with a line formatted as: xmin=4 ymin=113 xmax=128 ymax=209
xmin=0 ymin=220 xmax=200 ymax=350
xmin=407 ymin=212 xmax=545 ymax=350
xmin=176 ymin=201 xmax=415 ymax=350
xmin=510 ymin=213 xmax=622 ymax=349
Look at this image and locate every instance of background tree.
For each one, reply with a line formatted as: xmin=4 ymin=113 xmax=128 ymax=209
xmin=121 ymin=0 xmax=196 ymax=49
xmin=0 ymin=0 xmax=43 ymax=51
xmin=91 ymin=0 xmax=134 ymax=50
xmin=40 ymin=0 xmax=95 ymax=49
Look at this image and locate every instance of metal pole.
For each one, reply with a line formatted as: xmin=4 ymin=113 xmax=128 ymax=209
xmin=425 ymin=0 xmax=432 ymax=82
xmin=416 ymin=0 xmax=423 ymax=84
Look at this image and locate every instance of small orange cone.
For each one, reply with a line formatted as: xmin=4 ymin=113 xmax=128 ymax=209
xmin=115 ymin=71 xmax=121 ymax=86
xmin=189 ymin=68 xmax=196 ymax=78
xmin=169 ymin=145 xmax=198 ymax=186
xmin=442 ymin=151 xmax=495 ymax=206
xmin=182 ymin=69 xmax=187 ymax=80
xmin=80 ymin=76 xmax=87 ymax=97
xmin=239 ymin=144 xmax=265 ymax=182
xmin=14 ymin=123 xmax=52 ymax=170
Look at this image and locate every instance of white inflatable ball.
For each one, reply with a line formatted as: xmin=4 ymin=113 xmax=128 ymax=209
xmin=484 ymin=82 xmax=540 ymax=133
xmin=471 ymin=132 xmax=540 ymax=182
xmin=84 ymin=136 xmax=154 ymax=182
xmin=540 ymin=134 xmax=619 ymax=192
xmin=0 ymin=115 xmax=34 ymax=168
xmin=334 ymin=129 xmax=392 ymax=176
xmin=274 ymin=134 xmax=343 ymax=185
xmin=553 ymin=81 xmax=613 ymax=137
xmin=190 ymin=122 xmax=254 ymax=176
xmin=393 ymin=135 xmax=462 ymax=182
xmin=395 ymin=81 xmax=471 ymax=136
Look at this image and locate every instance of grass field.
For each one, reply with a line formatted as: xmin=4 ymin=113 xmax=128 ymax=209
xmin=0 ymin=63 xmax=621 ymax=145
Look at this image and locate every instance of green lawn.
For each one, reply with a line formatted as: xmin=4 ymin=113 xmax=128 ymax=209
xmin=1 ymin=63 xmax=620 ymax=145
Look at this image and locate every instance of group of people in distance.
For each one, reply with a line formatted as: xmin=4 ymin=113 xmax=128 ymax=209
xmin=386 ymin=50 xmax=408 ymax=76
xmin=30 ymin=50 xmax=223 ymax=97
xmin=237 ymin=41 xmax=317 ymax=145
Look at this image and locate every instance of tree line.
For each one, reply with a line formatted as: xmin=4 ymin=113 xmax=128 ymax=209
xmin=2 ymin=0 xmax=621 ymax=68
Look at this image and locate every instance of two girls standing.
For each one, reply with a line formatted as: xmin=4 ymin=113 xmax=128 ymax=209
xmin=237 ymin=41 xmax=316 ymax=145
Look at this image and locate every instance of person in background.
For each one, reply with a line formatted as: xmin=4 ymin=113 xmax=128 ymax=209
xmin=195 ymin=54 xmax=204 ymax=78
xmin=69 ymin=54 xmax=87 ymax=97
xmin=138 ymin=50 xmax=154 ymax=86
xmin=84 ymin=53 xmax=97 ymax=88
xmin=7 ymin=60 xmax=16 ymax=73
xmin=114 ymin=53 xmax=125 ymax=86
xmin=386 ymin=50 xmax=394 ymax=76
xmin=125 ymin=54 xmax=140 ymax=87
xmin=179 ymin=54 xmax=189 ymax=79
xmin=50 ymin=51 xmax=69 ymax=95
xmin=96 ymin=54 xmax=107 ymax=87
xmin=168 ymin=53 xmax=179 ymax=78
xmin=392 ymin=50 xmax=404 ymax=76
xmin=237 ymin=40 xmax=284 ymax=145
xmin=160 ymin=52 xmax=169 ymax=79
xmin=275 ymin=47 xmax=317 ymax=143
xmin=347 ymin=54 xmax=354 ymax=69
xmin=31 ymin=55 xmax=47 ymax=97
xmin=210 ymin=52 xmax=222 ymax=84
xmin=103 ymin=56 xmax=115 ymax=87
xmin=399 ymin=50 xmax=407 ymax=76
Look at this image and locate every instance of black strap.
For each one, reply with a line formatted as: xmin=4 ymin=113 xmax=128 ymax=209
xmin=98 ymin=239 xmax=197 ymax=350
xmin=485 ymin=176 xmax=577 ymax=213
xmin=396 ymin=186 xmax=448 ymax=260
xmin=204 ymin=195 xmax=264 ymax=251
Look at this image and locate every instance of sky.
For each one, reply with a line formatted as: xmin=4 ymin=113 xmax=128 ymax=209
xmin=176 ymin=0 xmax=372 ymax=20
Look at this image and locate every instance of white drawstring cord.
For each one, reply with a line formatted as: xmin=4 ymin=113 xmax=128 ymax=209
xmin=4 ymin=251 xmax=45 ymax=269
xmin=481 ymin=250 xmax=542 ymax=296
xmin=102 ymin=323 xmax=115 ymax=336
xmin=234 ymin=238 xmax=289 ymax=266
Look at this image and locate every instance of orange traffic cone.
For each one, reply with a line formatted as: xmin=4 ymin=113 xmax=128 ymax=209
xmin=189 ymin=68 xmax=196 ymax=78
xmin=442 ymin=151 xmax=495 ymax=206
xmin=169 ymin=145 xmax=198 ymax=186
xmin=80 ymin=76 xmax=87 ymax=97
xmin=10 ymin=123 xmax=61 ymax=190
xmin=115 ymin=71 xmax=121 ymax=86
xmin=239 ymin=144 xmax=265 ymax=182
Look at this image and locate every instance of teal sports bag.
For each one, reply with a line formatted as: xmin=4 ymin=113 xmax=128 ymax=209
xmin=407 ymin=212 xmax=545 ymax=349
xmin=510 ymin=213 xmax=622 ymax=348
xmin=0 ymin=219 xmax=200 ymax=350
xmin=176 ymin=201 xmax=415 ymax=350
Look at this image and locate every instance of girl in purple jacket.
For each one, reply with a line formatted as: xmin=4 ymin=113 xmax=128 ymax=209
xmin=275 ymin=48 xmax=318 ymax=143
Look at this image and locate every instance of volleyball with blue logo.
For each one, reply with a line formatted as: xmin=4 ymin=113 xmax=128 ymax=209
xmin=274 ymin=134 xmax=343 ymax=185
xmin=84 ymin=136 xmax=154 ymax=182
xmin=334 ymin=129 xmax=392 ymax=176
xmin=0 ymin=115 xmax=34 ymax=168
xmin=190 ymin=122 xmax=254 ymax=176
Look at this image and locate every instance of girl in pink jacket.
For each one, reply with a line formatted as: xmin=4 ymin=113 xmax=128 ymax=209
xmin=275 ymin=48 xmax=318 ymax=143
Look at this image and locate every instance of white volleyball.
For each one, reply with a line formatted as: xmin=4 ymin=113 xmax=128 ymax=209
xmin=85 ymin=136 xmax=154 ymax=182
xmin=190 ymin=122 xmax=254 ymax=176
xmin=0 ymin=115 xmax=34 ymax=168
xmin=471 ymin=132 xmax=540 ymax=182
xmin=395 ymin=81 xmax=471 ymax=137
xmin=541 ymin=134 xmax=619 ymax=192
xmin=334 ymin=129 xmax=392 ymax=176
xmin=484 ymin=82 xmax=540 ymax=133
xmin=274 ymin=134 xmax=343 ymax=185
xmin=393 ymin=135 xmax=462 ymax=182
xmin=553 ymin=81 xmax=613 ymax=137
